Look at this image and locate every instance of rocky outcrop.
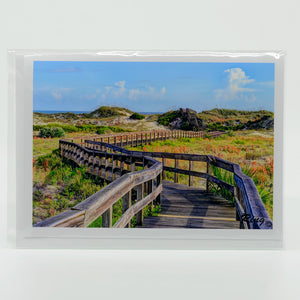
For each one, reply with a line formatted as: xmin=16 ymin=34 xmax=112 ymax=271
xmin=245 ymin=116 xmax=274 ymax=130
xmin=169 ymin=108 xmax=206 ymax=130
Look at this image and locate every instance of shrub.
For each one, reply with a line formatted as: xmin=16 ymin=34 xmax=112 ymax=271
xmin=227 ymin=130 xmax=234 ymax=137
xmin=38 ymin=127 xmax=65 ymax=138
xmin=129 ymin=112 xmax=145 ymax=120
xmin=157 ymin=110 xmax=180 ymax=126
xmin=51 ymin=127 xmax=65 ymax=137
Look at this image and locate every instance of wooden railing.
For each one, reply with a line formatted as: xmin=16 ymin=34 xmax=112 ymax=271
xmin=34 ymin=140 xmax=162 ymax=228
xmin=34 ymin=129 xmax=272 ymax=229
xmin=64 ymin=129 xmax=225 ymax=147
xmin=86 ymin=139 xmax=273 ymax=229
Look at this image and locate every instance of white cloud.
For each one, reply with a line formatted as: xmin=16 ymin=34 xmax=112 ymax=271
xmin=51 ymin=92 xmax=62 ymax=99
xmin=215 ymin=68 xmax=256 ymax=101
xmin=102 ymin=81 xmax=166 ymax=101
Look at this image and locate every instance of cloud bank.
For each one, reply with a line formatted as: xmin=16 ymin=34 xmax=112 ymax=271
xmin=214 ymin=68 xmax=256 ymax=101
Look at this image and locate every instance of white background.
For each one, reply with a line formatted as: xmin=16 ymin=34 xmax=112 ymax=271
xmin=0 ymin=0 xmax=299 ymax=299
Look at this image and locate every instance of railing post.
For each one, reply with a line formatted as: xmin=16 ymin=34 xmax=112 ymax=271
xmin=189 ymin=160 xmax=194 ymax=186
xmin=155 ymin=173 xmax=161 ymax=205
xmin=162 ymin=158 xmax=166 ymax=180
xmin=120 ymin=157 xmax=125 ymax=176
xmin=105 ymin=154 xmax=109 ymax=180
xmin=174 ymin=159 xmax=179 ymax=183
xmin=112 ymin=155 xmax=116 ymax=181
xmin=120 ymin=135 xmax=123 ymax=147
xmin=60 ymin=142 xmax=63 ymax=157
xmin=100 ymin=137 xmax=103 ymax=151
xmin=122 ymin=190 xmax=132 ymax=228
xmin=94 ymin=156 xmax=100 ymax=176
xmin=100 ymin=155 xmax=106 ymax=178
xmin=206 ymin=161 xmax=211 ymax=192
xmin=102 ymin=207 xmax=113 ymax=227
xmin=130 ymin=156 xmax=136 ymax=172
xmin=136 ymin=184 xmax=144 ymax=226
xmin=148 ymin=179 xmax=154 ymax=209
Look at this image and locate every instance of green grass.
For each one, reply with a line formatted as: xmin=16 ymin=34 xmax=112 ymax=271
xmin=33 ymin=150 xmax=105 ymax=224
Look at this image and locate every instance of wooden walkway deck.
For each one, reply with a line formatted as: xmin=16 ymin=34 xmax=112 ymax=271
xmin=142 ymin=181 xmax=240 ymax=229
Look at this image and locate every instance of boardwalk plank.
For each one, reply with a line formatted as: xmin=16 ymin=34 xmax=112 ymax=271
xmin=141 ymin=180 xmax=239 ymax=229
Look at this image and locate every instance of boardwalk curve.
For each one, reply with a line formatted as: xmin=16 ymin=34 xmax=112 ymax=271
xmin=34 ymin=130 xmax=272 ymax=230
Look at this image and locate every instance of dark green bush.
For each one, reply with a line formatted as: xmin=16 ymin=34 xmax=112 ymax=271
xmin=157 ymin=110 xmax=180 ymax=126
xmin=38 ymin=127 xmax=65 ymax=138
xmin=129 ymin=112 xmax=145 ymax=120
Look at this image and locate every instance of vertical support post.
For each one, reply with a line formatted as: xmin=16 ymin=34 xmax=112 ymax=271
xmin=162 ymin=158 xmax=166 ymax=180
xmin=148 ymin=179 xmax=154 ymax=209
xmin=189 ymin=160 xmax=194 ymax=187
xmin=130 ymin=156 xmax=136 ymax=172
xmin=105 ymin=154 xmax=109 ymax=180
xmin=122 ymin=190 xmax=132 ymax=228
xmin=155 ymin=173 xmax=161 ymax=205
xmin=206 ymin=161 xmax=211 ymax=192
xmin=112 ymin=155 xmax=116 ymax=181
xmin=126 ymin=135 xmax=128 ymax=146
xmin=136 ymin=184 xmax=144 ymax=226
xmin=120 ymin=157 xmax=125 ymax=176
xmin=60 ymin=142 xmax=63 ymax=157
xmin=100 ymin=137 xmax=103 ymax=151
xmin=120 ymin=135 xmax=123 ymax=147
xmin=102 ymin=207 xmax=113 ymax=227
xmin=174 ymin=159 xmax=179 ymax=183
xmin=136 ymin=134 xmax=138 ymax=147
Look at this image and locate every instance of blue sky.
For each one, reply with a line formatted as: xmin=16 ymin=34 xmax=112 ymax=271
xmin=33 ymin=61 xmax=274 ymax=112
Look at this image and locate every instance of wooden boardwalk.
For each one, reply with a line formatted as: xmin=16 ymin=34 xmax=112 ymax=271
xmin=35 ymin=131 xmax=272 ymax=229
xmin=142 ymin=181 xmax=240 ymax=229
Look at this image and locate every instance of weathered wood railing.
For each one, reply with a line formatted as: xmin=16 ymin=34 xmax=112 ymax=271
xmin=65 ymin=129 xmax=225 ymax=147
xmin=34 ymin=140 xmax=163 ymax=228
xmin=86 ymin=140 xmax=273 ymax=229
